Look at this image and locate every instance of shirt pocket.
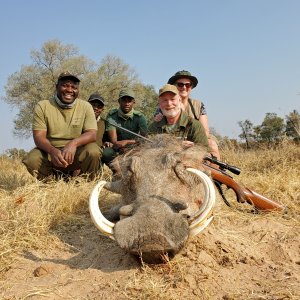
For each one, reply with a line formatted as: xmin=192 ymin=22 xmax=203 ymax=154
xmin=71 ymin=117 xmax=83 ymax=128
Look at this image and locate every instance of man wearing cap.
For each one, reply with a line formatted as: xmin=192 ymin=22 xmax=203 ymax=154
xmin=102 ymin=88 xmax=148 ymax=167
xmin=168 ymin=70 xmax=220 ymax=159
xmin=149 ymin=84 xmax=208 ymax=147
xmin=22 ymin=72 xmax=101 ymax=180
xmin=88 ymin=92 xmax=106 ymax=147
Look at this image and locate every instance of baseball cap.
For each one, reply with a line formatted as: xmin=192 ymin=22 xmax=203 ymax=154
xmin=159 ymin=84 xmax=179 ymax=97
xmin=57 ymin=71 xmax=80 ymax=83
xmin=88 ymin=93 xmax=105 ymax=105
xmin=119 ymin=88 xmax=135 ymax=99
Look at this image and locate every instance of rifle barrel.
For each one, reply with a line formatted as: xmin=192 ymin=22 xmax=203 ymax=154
xmin=101 ymin=117 xmax=153 ymax=143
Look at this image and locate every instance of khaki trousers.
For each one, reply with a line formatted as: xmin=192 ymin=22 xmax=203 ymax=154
xmin=23 ymin=143 xmax=102 ymax=180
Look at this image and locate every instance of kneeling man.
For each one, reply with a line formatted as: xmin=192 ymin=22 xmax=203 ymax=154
xmin=23 ymin=72 xmax=101 ymax=180
xmin=149 ymin=84 xmax=209 ymax=148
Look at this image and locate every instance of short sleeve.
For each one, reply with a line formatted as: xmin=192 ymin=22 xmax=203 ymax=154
xmin=32 ymin=103 xmax=47 ymax=131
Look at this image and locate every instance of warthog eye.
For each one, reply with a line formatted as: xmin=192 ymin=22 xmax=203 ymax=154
xmin=150 ymin=195 xmax=188 ymax=213
xmin=173 ymin=202 xmax=188 ymax=212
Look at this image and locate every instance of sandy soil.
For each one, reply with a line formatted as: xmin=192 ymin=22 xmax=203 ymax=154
xmin=1 ymin=198 xmax=299 ymax=300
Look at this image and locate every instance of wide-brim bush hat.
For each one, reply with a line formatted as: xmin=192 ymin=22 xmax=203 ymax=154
xmin=167 ymin=70 xmax=198 ymax=88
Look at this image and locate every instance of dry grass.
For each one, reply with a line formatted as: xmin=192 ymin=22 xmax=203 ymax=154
xmin=0 ymin=141 xmax=299 ymax=299
xmin=220 ymin=140 xmax=300 ymax=215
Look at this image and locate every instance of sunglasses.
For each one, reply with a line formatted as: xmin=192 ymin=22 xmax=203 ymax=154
xmin=176 ymin=82 xmax=192 ymax=88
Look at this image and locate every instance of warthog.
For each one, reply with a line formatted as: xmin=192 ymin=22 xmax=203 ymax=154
xmin=89 ymin=135 xmax=215 ymax=263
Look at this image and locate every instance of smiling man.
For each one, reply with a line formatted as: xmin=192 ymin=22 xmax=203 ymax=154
xmin=149 ymin=84 xmax=209 ymax=148
xmin=22 ymin=72 xmax=101 ymax=180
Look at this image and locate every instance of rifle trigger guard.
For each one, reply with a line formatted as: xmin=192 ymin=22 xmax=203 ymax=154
xmin=213 ymin=180 xmax=231 ymax=207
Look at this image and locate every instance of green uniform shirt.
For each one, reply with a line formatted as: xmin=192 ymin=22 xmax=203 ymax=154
xmin=148 ymin=110 xmax=209 ymax=147
xmin=106 ymin=109 xmax=148 ymax=140
xmin=33 ymin=98 xmax=97 ymax=148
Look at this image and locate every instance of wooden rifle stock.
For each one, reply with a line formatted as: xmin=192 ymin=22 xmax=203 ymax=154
xmin=203 ymin=163 xmax=285 ymax=212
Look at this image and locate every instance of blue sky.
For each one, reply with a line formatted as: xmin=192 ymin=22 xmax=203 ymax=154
xmin=0 ymin=0 xmax=299 ymax=153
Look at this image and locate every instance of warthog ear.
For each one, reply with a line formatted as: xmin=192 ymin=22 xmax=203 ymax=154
xmin=162 ymin=152 xmax=181 ymax=168
xmin=126 ymin=156 xmax=141 ymax=176
xmin=125 ymin=156 xmax=142 ymax=191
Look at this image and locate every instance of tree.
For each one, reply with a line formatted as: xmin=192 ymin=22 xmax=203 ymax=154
xmin=257 ymin=113 xmax=285 ymax=143
xmin=4 ymin=40 xmax=95 ymax=138
xmin=286 ymin=110 xmax=300 ymax=139
xmin=238 ymin=120 xmax=254 ymax=148
xmin=4 ymin=148 xmax=27 ymax=160
xmin=3 ymin=40 xmax=157 ymax=138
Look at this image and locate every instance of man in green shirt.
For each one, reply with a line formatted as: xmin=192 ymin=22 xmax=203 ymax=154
xmin=149 ymin=84 xmax=209 ymax=148
xmin=102 ymin=88 xmax=148 ymax=166
xmin=23 ymin=72 xmax=101 ymax=180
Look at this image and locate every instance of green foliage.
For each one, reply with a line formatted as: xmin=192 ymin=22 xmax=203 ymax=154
xmin=238 ymin=120 xmax=254 ymax=148
xmin=286 ymin=109 xmax=300 ymax=139
xmin=3 ymin=40 xmax=157 ymax=137
xmin=258 ymin=113 xmax=285 ymax=143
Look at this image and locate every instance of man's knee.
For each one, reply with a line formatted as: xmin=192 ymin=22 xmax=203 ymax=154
xmin=23 ymin=148 xmax=43 ymax=172
xmin=102 ymin=147 xmax=117 ymax=165
xmin=81 ymin=143 xmax=101 ymax=158
xmin=22 ymin=148 xmax=52 ymax=178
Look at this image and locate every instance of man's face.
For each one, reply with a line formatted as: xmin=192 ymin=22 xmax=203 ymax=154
xmin=90 ymin=101 xmax=104 ymax=119
xmin=174 ymin=78 xmax=193 ymax=98
xmin=159 ymin=92 xmax=181 ymax=118
xmin=119 ymin=96 xmax=135 ymax=113
xmin=56 ymin=79 xmax=79 ymax=104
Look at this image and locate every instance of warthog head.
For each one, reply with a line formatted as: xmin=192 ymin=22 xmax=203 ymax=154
xmin=90 ymin=135 xmax=215 ymax=263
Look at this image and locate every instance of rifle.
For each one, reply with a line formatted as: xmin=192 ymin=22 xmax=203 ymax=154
xmin=101 ymin=117 xmax=153 ymax=143
xmin=203 ymin=156 xmax=285 ymax=212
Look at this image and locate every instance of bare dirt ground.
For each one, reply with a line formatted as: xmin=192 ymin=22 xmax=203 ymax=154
xmin=1 ymin=198 xmax=299 ymax=300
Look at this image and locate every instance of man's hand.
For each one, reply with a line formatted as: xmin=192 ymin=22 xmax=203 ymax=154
xmin=154 ymin=112 xmax=163 ymax=122
xmin=49 ymin=148 xmax=69 ymax=168
xmin=103 ymin=141 xmax=113 ymax=148
xmin=61 ymin=141 xmax=77 ymax=165
xmin=113 ymin=139 xmax=137 ymax=150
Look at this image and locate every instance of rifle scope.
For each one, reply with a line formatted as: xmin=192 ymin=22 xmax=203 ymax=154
xmin=204 ymin=156 xmax=241 ymax=175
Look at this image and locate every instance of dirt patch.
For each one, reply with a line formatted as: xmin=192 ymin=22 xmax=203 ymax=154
xmin=1 ymin=204 xmax=299 ymax=300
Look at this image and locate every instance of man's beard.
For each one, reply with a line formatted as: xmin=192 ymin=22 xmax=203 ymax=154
xmin=161 ymin=106 xmax=180 ymax=118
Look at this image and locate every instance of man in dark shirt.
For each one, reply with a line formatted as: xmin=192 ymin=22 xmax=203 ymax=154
xmin=102 ymin=88 xmax=148 ymax=166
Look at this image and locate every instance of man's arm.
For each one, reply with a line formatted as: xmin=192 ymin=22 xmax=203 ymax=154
xmin=189 ymin=121 xmax=209 ymax=148
xmin=33 ymin=130 xmax=68 ymax=168
xmin=199 ymin=115 xmax=210 ymax=137
xmin=62 ymin=129 xmax=96 ymax=165
xmin=33 ymin=129 xmax=97 ymax=167
xmin=107 ymin=129 xmax=136 ymax=150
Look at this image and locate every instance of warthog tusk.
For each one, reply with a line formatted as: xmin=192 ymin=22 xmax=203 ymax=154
xmin=89 ymin=181 xmax=115 ymax=240
xmin=186 ymin=168 xmax=216 ymax=237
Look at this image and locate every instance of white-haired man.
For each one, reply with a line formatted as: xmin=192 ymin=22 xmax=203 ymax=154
xmin=149 ymin=84 xmax=209 ymax=149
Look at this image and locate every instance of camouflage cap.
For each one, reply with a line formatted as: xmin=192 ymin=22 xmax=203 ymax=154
xmin=159 ymin=84 xmax=179 ymax=97
xmin=57 ymin=71 xmax=80 ymax=83
xmin=119 ymin=88 xmax=135 ymax=99
xmin=167 ymin=70 xmax=198 ymax=88
xmin=88 ymin=92 xmax=105 ymax=105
